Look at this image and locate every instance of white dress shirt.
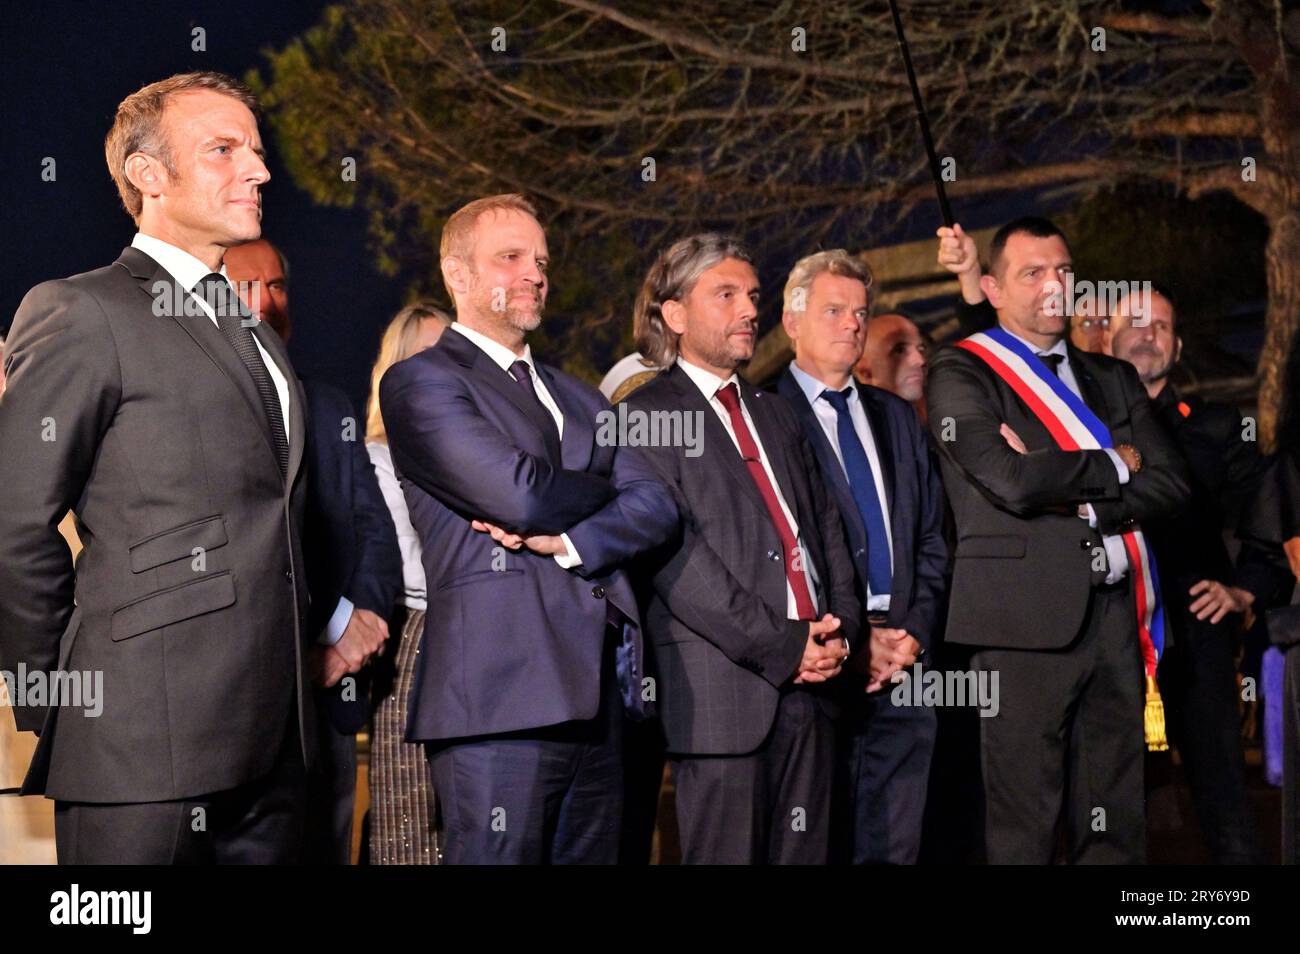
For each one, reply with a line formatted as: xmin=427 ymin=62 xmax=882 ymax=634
xmin=367 ymin=440 xmax=428 ymax=611
xmin=1000 ymin=327 xmax=1130 ymax=582
xmin=131 ymin=232 xmax=290 ymax=443
xmin=787 ymin=361 xmax=893 ymax=611
xmin=676 ymin=357 xmax=819 ymax=621
xmin=448 ymin=322 xmax=582 ymax=569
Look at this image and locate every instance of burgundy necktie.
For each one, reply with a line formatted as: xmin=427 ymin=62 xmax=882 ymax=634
xmin=715 ymin=382 xmax=817 ymax=620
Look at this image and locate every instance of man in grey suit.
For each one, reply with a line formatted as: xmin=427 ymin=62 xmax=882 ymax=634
xmin=0 ymin=72 xmax=313 ymax=863
xmin=624 ymin=234 xmax=861 ymax=864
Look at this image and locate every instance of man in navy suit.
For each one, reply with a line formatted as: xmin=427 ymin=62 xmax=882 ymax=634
xmin=227 ymin=238 xmax=403 ymax=863
xmin=775 ymin=250 xmax=948 ymax=864
xmin=378 ymin=194 xmax=678 ymax=864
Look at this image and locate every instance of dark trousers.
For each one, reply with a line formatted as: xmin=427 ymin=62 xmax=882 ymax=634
xmin=54 ymin=703 xmax=307 ymax=864
xmin=303 ymin=688 xmax=358 ymax=865
xmin=618 ymin=715 xmax=666 ymax=865
xmin=426 ymin=647 xmax=624 ymax=865
xmin=1158 ymin=603 xmax=1263 ymax=864
xmin=834 ymin=687 xmax=937 ymax=864
xmin=671 ymin=688 xmax=834 ymax=865
xmin=972 ymin=582 xmax=1145 ymax=864
xmin=920 ymin=643 xmax=986 ymax=864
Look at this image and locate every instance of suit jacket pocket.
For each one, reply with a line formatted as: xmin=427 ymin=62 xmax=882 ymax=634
xmin=955 ymin=534 xmax=1026 ymax=558
xmin=128 ymin=514 xmax=228 ymax=573
xmin=111 ymin=571 xmax=236 ymax=641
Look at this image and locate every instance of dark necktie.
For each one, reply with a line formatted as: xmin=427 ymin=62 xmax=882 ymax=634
xmin=820 ymin=387 xmax=892 ymax=598
xmin=1039 ymin=352 xmax=1065 ymax=378
xmin=508 ymin=359 xmax=559 ymax=439
xmin=197 ymin=273 xmax=289 ymax=480
xmin=714 ymin=383 xmax=817 ymax=620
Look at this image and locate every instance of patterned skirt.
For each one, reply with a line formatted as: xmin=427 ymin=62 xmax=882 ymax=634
xmin=369 ymin=606 xmax=439 ymax=864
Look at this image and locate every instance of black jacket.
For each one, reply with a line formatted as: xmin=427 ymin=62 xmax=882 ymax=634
xmin=926 ymin=339 xmax=1190 ymax=650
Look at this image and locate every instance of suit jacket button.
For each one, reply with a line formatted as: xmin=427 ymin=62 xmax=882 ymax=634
xmin=285 ymin=569 xmax=294 ymax=581
xmin=855 ymin=548 xmax=865 ymax=558
xmin=591 ymin=585 xmax=605 ymax=599
xmin=767 ymin=550 xmax=781 ymax=562
xmin=1079 ymin=540 xmax=1091 ymax=550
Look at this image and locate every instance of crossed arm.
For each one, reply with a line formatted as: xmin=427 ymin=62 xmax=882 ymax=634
xmin=927 ymin=347 xmax=1134 ymax=515
xmin=379 ymin=361 xmax=616 ymax=537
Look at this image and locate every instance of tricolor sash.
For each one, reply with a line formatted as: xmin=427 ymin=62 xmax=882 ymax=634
xmin=956 ymin=327 xmax=1168 ymax=750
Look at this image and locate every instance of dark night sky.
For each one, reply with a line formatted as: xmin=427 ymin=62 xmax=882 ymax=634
xmin=2 ymin=1 xmax=403 ymax=413
xmin=2 ymin=1 xmax=1268 ymax=405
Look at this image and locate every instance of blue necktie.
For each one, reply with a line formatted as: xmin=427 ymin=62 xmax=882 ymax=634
xmin=821 ymin=387 xmax=892 ymax=597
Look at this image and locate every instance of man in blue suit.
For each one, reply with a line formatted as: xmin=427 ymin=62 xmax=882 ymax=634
xmin=775 ymin=250 xmax=949 ymax=864
xmin=378 ymin=194 xmax=678 ymax=864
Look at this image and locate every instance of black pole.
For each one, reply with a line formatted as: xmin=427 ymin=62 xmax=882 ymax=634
xmin=887 ymin=0 xmax=954 ymax=226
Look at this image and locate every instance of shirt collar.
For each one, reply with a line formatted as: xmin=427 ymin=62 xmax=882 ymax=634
xmin=131 ymin=233 xmax=226 ymax=292
xmin=788 ymin=359 xmax=855 ymax=407
xmin=449 ymin=321 xmax=535 ymax=375
xmin=676 ymin=355 xmax=740 ymax=401
xmin=999 ymin=323 xmax=1067 ymax=360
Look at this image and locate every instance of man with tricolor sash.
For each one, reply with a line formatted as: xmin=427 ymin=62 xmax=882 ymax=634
xmin=926 ymin=217 xmax=1190 ymax=864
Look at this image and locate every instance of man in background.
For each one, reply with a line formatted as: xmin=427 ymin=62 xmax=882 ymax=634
xmin=227 ymin=238 xmax=402 ymax=864
xmin=854 ymin=312 xmax=930 ymax=422
xmin=1110 ymin=287 xmax=1276 ymax=863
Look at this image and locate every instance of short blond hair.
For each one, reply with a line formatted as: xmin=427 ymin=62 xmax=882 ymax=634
xmin=105 ymin=72 xmax=260 ymax=224
xmin=366 ymin=301 xmax=453 ymax=442
xmin=782 ymin=249 xmax=874 ymax=314
xmin=440 ymin=193 xmax=539 ymax=263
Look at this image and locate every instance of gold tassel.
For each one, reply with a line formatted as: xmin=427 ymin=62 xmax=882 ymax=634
xmin=1144 ymin=675 xmax=1168 ymax=752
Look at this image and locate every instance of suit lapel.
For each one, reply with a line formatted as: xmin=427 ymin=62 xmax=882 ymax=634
xmin=252 ymin=319 xmax=307 ymax=490
xmin=1067 ymin=345 xmax=1113 ymax=424
xmin=538 ymin=363 xmax=593 ymax=471
xmin=119 ymin=248 xmax=283 ymax=475
xmin=441 ymin=330 xmax=563 ymax=462
xmin=855 ymin=382 xmax=897 ymax=521
xmin=742 ymin=383 xmax=802 ymax=526
xmin=777 ymin=370 xmax=867 ymax=544
xmin=663 ymin=364 xmax=766 ymax=514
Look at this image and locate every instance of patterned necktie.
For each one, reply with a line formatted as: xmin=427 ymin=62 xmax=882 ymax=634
xmin=197 ymin=273 xmax=289 ymax=480
xmin=714 ymin=382 xmax=817 ymax=620
xmin=820 ymin=387 xmax=892 ymax=598
xmin=509 ymin=359 xmax=559 ymax=439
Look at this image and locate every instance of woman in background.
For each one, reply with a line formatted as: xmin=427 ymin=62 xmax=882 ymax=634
xmin=365 ymin=301 xmax=452 ymax=864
